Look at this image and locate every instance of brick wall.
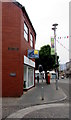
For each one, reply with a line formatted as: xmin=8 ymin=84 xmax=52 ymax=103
xmin=2 ymin=2 xmax=23 ymax=97
xmin=0 ymin=2 xmax=2 ymax=97
xmin=2 ymin=2 xmax=36 ymax=97
xmin=20 ymin=10 xmax=35 ymax=88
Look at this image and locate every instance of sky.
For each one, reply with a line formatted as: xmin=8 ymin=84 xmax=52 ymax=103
xmin=17 ymin=0 xmax=70 ymax=64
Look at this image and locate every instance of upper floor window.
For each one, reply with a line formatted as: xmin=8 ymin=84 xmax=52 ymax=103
xmin=30 ymin=33 xmax=33 ymax=47
xmin=24 ymin=22 xmax=29 ymax=41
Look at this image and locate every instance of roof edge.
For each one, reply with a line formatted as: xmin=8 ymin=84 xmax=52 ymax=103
xmin=13 ymin=1 xmax=36 ymax=40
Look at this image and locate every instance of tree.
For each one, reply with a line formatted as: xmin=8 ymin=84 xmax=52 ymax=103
xmin=35 ymin=44 xmax=59 ymax=72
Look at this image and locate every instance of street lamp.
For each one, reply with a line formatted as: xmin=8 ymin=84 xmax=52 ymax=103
xmin=52 ymin=23 xmax=58 ymax=90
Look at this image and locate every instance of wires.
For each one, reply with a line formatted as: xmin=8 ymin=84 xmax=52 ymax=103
xmin=56 ymin=39 xmax=69 ymax=52
xmin=56 ymin=36 xmax=69 ymax=52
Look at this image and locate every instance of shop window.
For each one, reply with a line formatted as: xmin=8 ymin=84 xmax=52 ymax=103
xmin=28 ymin=66 xmax=34 ymax=87
xmin=24 ymin=65 xmax=27 ymax=88
xmin=24 ymin=65 xmax=34 ymax=89
xmin=24 ymin=22 xmax=29 ymax=42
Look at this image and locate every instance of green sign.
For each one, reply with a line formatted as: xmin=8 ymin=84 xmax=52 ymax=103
xmin=51 ymin=48 xmax=55 ymax=55
xmin=51 ymin=37 xmax=55 ymax=55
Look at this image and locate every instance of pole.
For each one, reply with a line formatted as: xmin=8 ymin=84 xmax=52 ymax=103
xmin=54 ymin=27 xmax=58 ymax=90
xmin=41 ymin=72 xmax=44 ymax=100
xmin=38 ymin=65 xmax=44 ymax=100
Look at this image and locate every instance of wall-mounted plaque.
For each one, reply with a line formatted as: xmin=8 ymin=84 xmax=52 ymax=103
xmin=10 ymin=73 xmax=16 ymax=77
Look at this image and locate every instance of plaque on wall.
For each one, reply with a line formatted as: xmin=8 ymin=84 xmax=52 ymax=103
xmin=10 ymin=73 xmax=16 ymax=77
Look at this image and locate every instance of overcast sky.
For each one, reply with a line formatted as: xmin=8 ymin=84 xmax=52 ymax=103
xmin=17 ymin=0 xmax=70 ymax=64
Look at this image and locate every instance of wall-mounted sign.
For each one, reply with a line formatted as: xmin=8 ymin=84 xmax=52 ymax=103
xmin=10 ymin=73 xmax=16 ymax=77
xmin=8 ymin=47 xmax=19 ymax=51
xmin=28 ymin=49 xmax=39 ymax=58
xmin=24 ymin=56 xmax=35 ymax=67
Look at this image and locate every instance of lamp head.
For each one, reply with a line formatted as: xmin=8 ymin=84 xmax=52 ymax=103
xmin=52 ymin=23 xmax=58 ymax=27
xmin=52 ymin=27 xmax=57 ymax=30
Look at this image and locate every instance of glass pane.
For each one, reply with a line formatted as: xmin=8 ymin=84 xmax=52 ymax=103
xmin=24 ymin=31 xmax=28 ymax=41
xmin=30 ymin=34 xmax=33 ymax=41
xmin=30 ymin=34 xmax=33 ymax=47
xmin=28 ymin=67 xmax=34 ymax=87
xmin=24 ymin=23 xmax=28 ymax=33
xmin=30 ymin=40 xmax=33 ymax=47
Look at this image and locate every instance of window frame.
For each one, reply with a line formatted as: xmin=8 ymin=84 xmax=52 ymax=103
xmin=30 ymin=33 xmax=33 ymax=48
xmin=24 ymin=22 xmax=29 ymax=42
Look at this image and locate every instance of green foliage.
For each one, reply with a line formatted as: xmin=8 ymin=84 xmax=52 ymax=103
xmin=35 ymin=44 xmax=59 ymax=71
xmin=40 ymin=45 xmax=51 ymax=56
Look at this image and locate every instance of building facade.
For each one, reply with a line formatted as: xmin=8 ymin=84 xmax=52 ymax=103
xmin=2 ymin=1 xmax=36 ymax=97
xmin=69 ymin=2 xmax=71 ymax=61
xmin=66 ymin=61 xmax=71 ymax=77
xmin=0 ymin=2 xmax=2 ymax=97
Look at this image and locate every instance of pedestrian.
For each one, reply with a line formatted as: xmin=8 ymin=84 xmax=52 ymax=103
xmin=48 ymin=73 xmax=50 ymax=84
xmin=46 ymin=72 xmax=48 ymax=84
xmin=37 ymin=75 xmax=39 ymax=83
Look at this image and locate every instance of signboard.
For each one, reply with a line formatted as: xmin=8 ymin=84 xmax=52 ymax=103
xmin=51 ymin=37 xmax=55 ymax=55
xmin=28 ymin=49 xmax=39 ymax=58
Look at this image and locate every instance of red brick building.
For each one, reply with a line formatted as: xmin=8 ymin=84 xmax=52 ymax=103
xmin=2 ymin=1 xmax=36 ymax=97
xmin=0 ymin=2 xmax=2 ymax=97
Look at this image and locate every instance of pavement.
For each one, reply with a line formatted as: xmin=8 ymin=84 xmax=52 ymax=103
xmin=2 ymin=79 xmax=68 ymax=119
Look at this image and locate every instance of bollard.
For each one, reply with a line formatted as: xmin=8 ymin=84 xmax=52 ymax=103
xmin=56 ymin=72 xmax=58 ymax=90
xmin=41 ymin=86 xmax=44 ymax=100
xmin=39 ymin=72 xmax=44 ymax=100
xmin=56 ymin=79 xmax=58 ymax=90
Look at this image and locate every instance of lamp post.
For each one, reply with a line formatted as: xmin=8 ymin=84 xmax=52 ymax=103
xmin=38 ymin=65 xmax=44 ymax=100
xmin=52 ymin=23 xmax=58 ymax=90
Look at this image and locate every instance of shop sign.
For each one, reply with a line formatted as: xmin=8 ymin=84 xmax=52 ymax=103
xmin=28 ymin=49 xmax=39 ymax=58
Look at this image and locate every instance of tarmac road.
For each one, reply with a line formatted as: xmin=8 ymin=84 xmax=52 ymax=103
xmin=7 ymin=103 xmax=69 ymax=119
xmin=4 ymin=78 xmax=70 ymax=119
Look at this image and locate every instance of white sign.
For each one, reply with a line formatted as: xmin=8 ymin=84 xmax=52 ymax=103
xmin=24 ymin=56 xmax=35 ymax=68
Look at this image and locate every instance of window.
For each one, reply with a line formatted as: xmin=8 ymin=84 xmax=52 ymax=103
xmin=28 ymin=66 xmax=34 ymax=87
xmin=24 ymin=22 xmax=29 ymax=41
xmin=24 ymin=65 xmax=34 ymax=88
xmin=30 ymin=33 xmax=33 ymax=47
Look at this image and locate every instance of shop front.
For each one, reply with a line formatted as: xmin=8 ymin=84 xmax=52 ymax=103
xmin=24 ymin=56 xmax=35 ymax=90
